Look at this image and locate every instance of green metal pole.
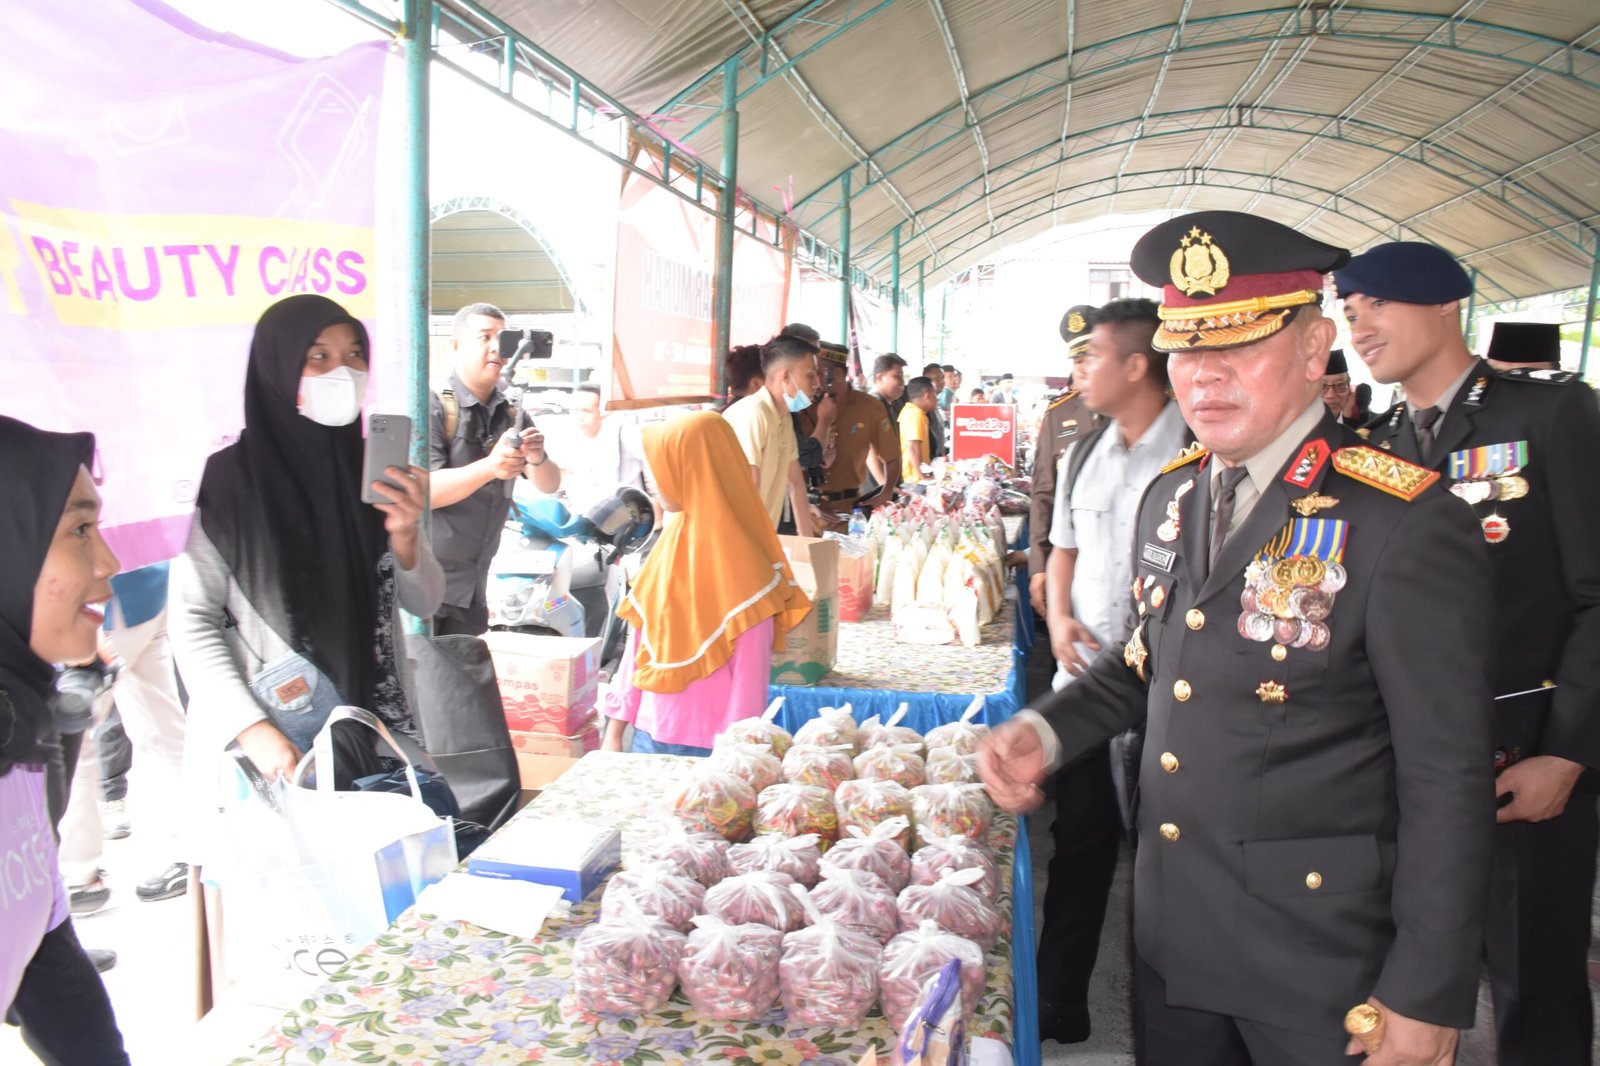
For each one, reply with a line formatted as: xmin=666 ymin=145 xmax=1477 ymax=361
xmin=712 ymin=59 xmax=739 ymax=401
xmin=918 ymin=260 xmax=926 ymax=361
xmin=939 ymin=284 xmax=947 ymax=362
xmin=1581 ymin=247 xmax=1599 ymax=377
xmin=890 ymin=225 xmax=901 ymax=352
xmin=839 ymin=172 xmax=852 ymax=347
xmin=1463 ymin=268 xmax=1479 ymax=351
xmin=402 ymin=0 xmax=431 ymax=634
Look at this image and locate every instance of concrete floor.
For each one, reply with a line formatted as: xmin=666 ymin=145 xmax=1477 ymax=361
xmin=1019 ymin=630 xmax=1600 ymax=1066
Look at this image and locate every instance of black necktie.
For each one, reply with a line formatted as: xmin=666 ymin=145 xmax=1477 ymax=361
xmin=1210 ymin=466 xmax=1250 ymax=568
xmin=1413 ymin=405 xmax=1443 ymax=461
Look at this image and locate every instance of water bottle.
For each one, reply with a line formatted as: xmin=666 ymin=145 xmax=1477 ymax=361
xmin=847 ymin=508 xmax=868 ymax=537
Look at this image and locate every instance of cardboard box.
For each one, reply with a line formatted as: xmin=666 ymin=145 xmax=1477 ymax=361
xmin=771 ymin=535 xmax=840 ymax=686
xmin=512 ymin=722 xmax=600 ymax=790
xmin=835 ymin=542 xmax=874 ymax=623
xmin=467 ymin=818 xmax=621 ymax=903
xmin=483 ymin=632 xmax=601 ymax=734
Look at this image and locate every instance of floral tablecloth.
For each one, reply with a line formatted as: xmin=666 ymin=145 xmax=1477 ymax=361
xmin=230 ymin=752 xmax=1019 ymax=1065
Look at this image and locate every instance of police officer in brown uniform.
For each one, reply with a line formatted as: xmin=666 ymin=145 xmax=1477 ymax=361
xmin=797 ymin=342 xmax=901 ymax=526
xmin=1339 ymin=243 xmax=1600 ymax=1066
xmin=981 ymin=211 xmax=1496 ymax=1065
xmin=1028 ymin=306 xmax=1103 ymax=615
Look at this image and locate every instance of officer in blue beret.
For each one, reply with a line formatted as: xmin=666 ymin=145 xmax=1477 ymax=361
xmin=982 ymin=212 xmax=1496 ymax=1064
xmin=1339 ymin=241 xmax=1600 ymax=1066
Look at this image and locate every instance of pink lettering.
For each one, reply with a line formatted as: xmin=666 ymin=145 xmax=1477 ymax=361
xmin=29 ymin=236 xmax=72 ymax=295
xmin=260 ymin=246 xmax=287 ymax=295
xmin=162 ymin=244 xmax=201 ymax=297
xmin=335 ymin=250 xmax=366 ymax=295
xmin=310 ymin=247 xmax=332 ymax=293
xmin=88 ymin=246 xmax=116 ymax=301
xmin=204 ymin=244 xmax=239 ymax=296
xmin=113 ymin=247 xmax=160 ymax=301
xmin=60 ymin=241 xmax=90 ymax=297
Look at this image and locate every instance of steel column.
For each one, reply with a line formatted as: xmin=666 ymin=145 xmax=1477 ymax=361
xmin=939 ymin=285 xmax=947 ymax=362
xmin=713 ymin=59 xmax=739 ymax=401
xmin=1582 ymin=247 xmax=1600 ymax=376
xmin=918 ymin=260 xmax=926 ymax=359
xmin=891 ymin=225 xmax=901 ymax=351
xmin=840 ymin=172 xmax=852 ymax=345
xmin=401 ymin=0 xmax=431 ymax=634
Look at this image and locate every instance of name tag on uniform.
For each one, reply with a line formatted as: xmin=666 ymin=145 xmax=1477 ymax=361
xmin=1141 ymin=543 xmax=1176 ymax=572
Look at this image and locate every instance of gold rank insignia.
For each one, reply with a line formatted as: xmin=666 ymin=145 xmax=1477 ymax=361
xmin=1331 ymin=446 xmax=1439 ymax=501
xmin=1066 ymin=310 xmax=1087 ymax=334
xmin=1170 ymin=226 xmax=1231 ymax=297
xmin=1124 ymin=621 xmax=1150 ymax=682
xmin=1160 ymin=440 xmax=1208 ymax=474
xmin=1045 ymin=390 xmax=1080 ymax=411
xmin=1290 ymin=493 xmax=1340 ymax=516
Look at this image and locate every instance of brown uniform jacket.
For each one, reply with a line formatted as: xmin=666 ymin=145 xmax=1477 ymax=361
xmin=1029 ymin=391 xmax=1101 ymax=574
xmin=797 ymin=387 xmax=901 ymax=507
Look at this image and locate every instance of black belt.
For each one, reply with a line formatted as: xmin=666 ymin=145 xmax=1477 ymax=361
xmin=819 ymin=488 xmax=861 ymax=502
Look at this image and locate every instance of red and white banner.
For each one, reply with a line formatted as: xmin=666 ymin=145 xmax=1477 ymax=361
xmin=610 ymin=150 xmax=788 ymax=405
xmin=949 ymin=404 xmax=1017 ymax=465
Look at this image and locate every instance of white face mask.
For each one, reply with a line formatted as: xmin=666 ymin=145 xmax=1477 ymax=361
xmin=297 ymin=366 xmax=367 ymax=427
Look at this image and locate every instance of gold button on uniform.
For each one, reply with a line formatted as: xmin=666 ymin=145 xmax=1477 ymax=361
xmin=1173 ymin=679 xmax=1192 ymax=701
xmin=1159 ymin=823 xmax=1180 ymax=842
xmin=1159 ymin=752 xmax=1179 ymax=773
xmin=1185 ymin=608 xmax=1205 ymax=630
xmin=1271 ymin=644 xmax=1288 ymax=662
xmin=1305 ymin=872 xmax=1323 ymax=890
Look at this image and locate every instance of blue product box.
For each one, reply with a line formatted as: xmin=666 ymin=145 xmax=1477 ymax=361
xmin=466 ymin=818 xmax=621 ymax=903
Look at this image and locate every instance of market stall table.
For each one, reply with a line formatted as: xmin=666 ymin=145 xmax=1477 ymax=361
xmin=227 ymin=752 xmax=1025 ymax=1065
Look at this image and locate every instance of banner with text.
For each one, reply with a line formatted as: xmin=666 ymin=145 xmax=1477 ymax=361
xmin=949 ymin=404 xmax=1017 ymax=465
xmin=0 ymin=0 xmax=388 ymax=568
xmin=611 ymin=150 xmax=788 ymax=405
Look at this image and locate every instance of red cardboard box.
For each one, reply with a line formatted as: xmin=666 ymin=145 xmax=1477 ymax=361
xmin=484 ymin=632 xmax=601 ymax=735
xmin=511 ymin=722 xmax=601 ymax=789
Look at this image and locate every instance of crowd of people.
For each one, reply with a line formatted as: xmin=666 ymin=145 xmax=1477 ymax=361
xmin=985 ymin=212 xmax=1599 ymax=1066
xmin=2 ymin=200 xmax=1594 ymax=1065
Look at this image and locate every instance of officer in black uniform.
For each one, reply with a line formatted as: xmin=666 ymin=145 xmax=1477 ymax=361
xmin=1338 ymin=242 xmax=1600 ymax=1066
xmin=1028 ymin=305 xmax=1102 ymax=616
xmin=980 ymin=211 xmax=1496 ymax=1065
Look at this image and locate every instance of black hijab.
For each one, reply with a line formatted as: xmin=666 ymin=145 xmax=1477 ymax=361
xmin=0 ymin=416 xmax=95 ymax=773
xmin=197 ymin=294 xmax=389 ymax=713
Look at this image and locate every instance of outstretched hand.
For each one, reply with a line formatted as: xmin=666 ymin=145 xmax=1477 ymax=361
xmin=978 ymin=719 xmax=1048 ymax=813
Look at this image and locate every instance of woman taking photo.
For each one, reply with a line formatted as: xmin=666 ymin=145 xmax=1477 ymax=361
xmin=602 ymin=411 xmax=812 ymax=755
xmin=172 ymin=293 xmax=442 ymax=787
xmin=0 ymin=415 xmax=129 ymax=1062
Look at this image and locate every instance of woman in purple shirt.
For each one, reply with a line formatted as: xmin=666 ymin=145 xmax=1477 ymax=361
xmin=0 ymin=415 xmax=128 ymax=1062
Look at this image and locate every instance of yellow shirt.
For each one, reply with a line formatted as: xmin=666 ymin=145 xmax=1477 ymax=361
xmin=722 ymin=387 xmax=799 ymax=527
xmin=898 ymin=403 xmax=930 ymax=483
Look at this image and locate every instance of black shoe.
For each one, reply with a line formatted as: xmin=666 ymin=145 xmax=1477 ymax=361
xmin=1039 ymin=1010 xmax=1091 ymax=1044
xmin=136 ymin=861 xmax=189 ymax=902
xmin=86 ymin=948 xmax=117 ymax=973
xmin=69 ymin=874 xmax=112 ymax=916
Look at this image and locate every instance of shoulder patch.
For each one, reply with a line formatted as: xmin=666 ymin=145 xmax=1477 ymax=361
xmin=1332 ymin=446 xmax=1439 ymax=501
xmin=1498 ymin=367 xmax=1579 ymax=385
xmin=1160 ymin=441 xmax=1208 ymax=474
xmin=1046 ymin=390 xmax=1080 ymax=410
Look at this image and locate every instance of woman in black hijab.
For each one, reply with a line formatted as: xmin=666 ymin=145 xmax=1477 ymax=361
xmin=0 ymin=415 xmax=129 ymax=1062
xmin=171 ymin=294 xmax=441 ymax=784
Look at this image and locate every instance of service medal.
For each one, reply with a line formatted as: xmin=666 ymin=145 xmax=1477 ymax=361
xmin=1482 ymin=514 xmax=1510 ymax=543
xmin=1450 ymin=480 xmax=1494 ymax=505
xmin=1320 ymin=564 xmax=1347 ymax=594
xmin=1157 ymin=520 xmax=1179 ymax=542
xmin=1495 ymin=475 xmax=1528 ymax=501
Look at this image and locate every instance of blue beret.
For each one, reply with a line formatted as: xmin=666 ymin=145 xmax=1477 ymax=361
xmin=1333 ymin=242 xmax=1472 ymax=303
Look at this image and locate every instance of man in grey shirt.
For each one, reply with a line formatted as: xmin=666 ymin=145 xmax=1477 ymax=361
xmin=1036 ymin=297 xmax=1188 ymax=1044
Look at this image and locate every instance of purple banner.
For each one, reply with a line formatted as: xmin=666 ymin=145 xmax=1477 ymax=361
xmin=0 ymin=1 xmax=389 ymax=568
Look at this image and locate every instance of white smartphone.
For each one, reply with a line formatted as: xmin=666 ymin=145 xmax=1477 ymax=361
xmin=361 ymin=413 xmax=412 ymax=505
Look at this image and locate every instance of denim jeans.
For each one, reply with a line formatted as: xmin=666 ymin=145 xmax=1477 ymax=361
xmin=629 ymin=729 xmax=712 ymax=758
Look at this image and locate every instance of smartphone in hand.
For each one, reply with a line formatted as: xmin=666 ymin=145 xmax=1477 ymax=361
xmin=361 ymin=413 xmax=412 ymax=504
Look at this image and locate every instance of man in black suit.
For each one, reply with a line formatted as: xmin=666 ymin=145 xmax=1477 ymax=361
xmin=1339 ymin=243 xmax=1600 ymax=1066
xmin=1319 ymin=349 xmax=1370 ymax=425
xmin=980 ymin=211 xmax=1496 ymax=1065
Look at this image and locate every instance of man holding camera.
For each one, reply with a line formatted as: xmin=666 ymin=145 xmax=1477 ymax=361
xmin=428 ymin=302 xmax=562 ymax=636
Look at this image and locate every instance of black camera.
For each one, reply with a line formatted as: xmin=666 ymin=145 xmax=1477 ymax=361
xmin=52 ymin=659 xmax=119 ymax=734
xmin=497 ymin=328 xmax=554 ymax=365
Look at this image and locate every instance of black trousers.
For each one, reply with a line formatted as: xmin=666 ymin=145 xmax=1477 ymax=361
xmin=434 ymin=600 xmax=489 ymax=637
xmin=11 ymin=919 xmax=129 ymax=1065
xmin=1036 ymin=743 xmax=1122 ymax=1036
xmin=1484 ymin=795 xmax=1599 ymax=1066
xmin=1134 ymin=955 xmax=1350 ymax=1066
xmin=97 ymin=707 xmax=131 ymax=802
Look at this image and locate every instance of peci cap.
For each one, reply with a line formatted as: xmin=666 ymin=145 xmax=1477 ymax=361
xmin=1324 ymin=349 xmax=1348 ymax=375
xmin=1130 ymin=210 xmax=1349 ymax=352
xmin=1059 ymin=304 xmax=1097 ymax=352
xmin=1333 ymin=242 xmax=1473 ymax=305
xmin=1485 ymin=322 xmax=1560 ymax=366
xmin=817 ymin=341 xmax=850 ymax=366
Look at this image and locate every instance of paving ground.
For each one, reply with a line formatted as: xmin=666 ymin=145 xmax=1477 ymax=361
xmin=4 ymin=632 xmax=1595 ymax=1063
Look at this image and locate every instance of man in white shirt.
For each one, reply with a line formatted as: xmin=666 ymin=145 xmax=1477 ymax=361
xmin=1037 ymin=297 xmax=1188 ymax=1044
xmin=555 ymin=384 xmax=654 ymax=514
xmin=722 ymin=335 xmax=818 ymax=536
